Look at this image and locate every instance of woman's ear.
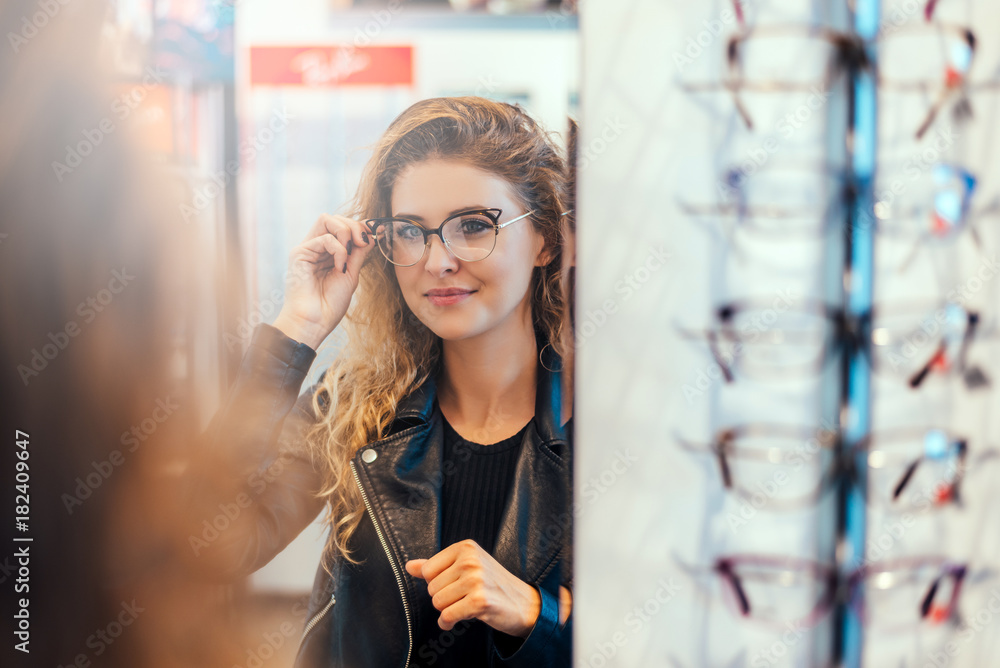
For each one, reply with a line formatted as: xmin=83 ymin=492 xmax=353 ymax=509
xmin=563 ymin=227 xmax=576 ymax=268
xmin=534 ymin=235 xmax=556 ymax=267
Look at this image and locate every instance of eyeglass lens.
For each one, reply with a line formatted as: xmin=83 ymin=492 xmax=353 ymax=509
xmin=373 ymin=212 xmax=497 ymax=265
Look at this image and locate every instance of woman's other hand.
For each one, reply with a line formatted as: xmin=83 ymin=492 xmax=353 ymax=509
xmin=272 ymin=214 xmax=375 ymax=349
xmin=405 ymin=539 xmax=570 ymax=638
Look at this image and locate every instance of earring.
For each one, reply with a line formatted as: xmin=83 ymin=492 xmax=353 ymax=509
xmin=538 ymin=342 xmax=561 ymax=373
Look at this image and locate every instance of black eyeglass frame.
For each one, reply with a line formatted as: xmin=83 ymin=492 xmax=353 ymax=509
xmin=363 ymin=208 xmax=534 ymax=267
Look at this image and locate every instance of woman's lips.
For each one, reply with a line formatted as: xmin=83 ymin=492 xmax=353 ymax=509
xmin=426 ymin=289 xmax=475 ymax=306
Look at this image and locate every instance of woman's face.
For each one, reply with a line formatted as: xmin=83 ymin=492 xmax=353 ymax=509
xmin=390 ymin=158 xmax=549 ymax=343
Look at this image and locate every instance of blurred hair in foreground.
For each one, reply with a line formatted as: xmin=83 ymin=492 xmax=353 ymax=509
xmin=0 ymin=2 xmax=243 ymax=666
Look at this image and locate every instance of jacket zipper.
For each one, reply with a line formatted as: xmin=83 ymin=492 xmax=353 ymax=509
xmin=295 ymin=592 xmax=336 ymax=657
xmin=351 ymin=460 xmax=413 ymax=668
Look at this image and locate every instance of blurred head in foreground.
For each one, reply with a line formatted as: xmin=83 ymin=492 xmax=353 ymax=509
xmin=0 ymin=2 xmax=241 ymax=667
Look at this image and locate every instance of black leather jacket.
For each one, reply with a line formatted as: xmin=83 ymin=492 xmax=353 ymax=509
xmin=193 ymin=323 xmax=573 ymax=668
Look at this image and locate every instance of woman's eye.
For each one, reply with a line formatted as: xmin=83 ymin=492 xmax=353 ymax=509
xmin=397 ymin=223 xmax=424 ymax=240
xmin=458 ymin=217 xmax=493 ymax=235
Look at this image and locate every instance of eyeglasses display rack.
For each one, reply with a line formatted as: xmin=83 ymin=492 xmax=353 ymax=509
xmin=839 ymin=2 xmax=878 ymax=666
xmin=663 ymin=0 xmax=1000 ymax=666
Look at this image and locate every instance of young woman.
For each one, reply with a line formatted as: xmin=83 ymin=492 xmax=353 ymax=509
xmin=194 ymin=96 xmax=574 ymax=667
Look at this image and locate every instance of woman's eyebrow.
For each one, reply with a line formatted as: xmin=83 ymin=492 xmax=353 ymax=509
xmin=392 ymin=205 xmax=490 ymax=220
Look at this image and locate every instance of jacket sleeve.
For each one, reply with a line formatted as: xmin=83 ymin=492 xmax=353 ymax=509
xmin=489 ymin=572 xmax=572 ymax=667
xmin=182 ymin=322 xmax=328 ymax=581
xmin=490 ymin=415 xmax=574 ymax=667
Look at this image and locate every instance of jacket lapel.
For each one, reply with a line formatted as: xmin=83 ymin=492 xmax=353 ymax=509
xmin=491 ymin=343 xmax=570 ymax=584
xmin=352 ymin=371 xmax=441 ymax=565
xmin=349 ymin=373 xmax=441 ymax=639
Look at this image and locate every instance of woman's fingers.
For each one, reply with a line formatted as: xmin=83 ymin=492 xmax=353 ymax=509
xmin=437 ymin=596 xmax=479 ymax=631
xmin=405 ymin=559 xmax=428 ymax=577
xmin=429 ymin=577 xmax=473 ymax=619
xmin=295 ymin=233 xmax=348 ymax=274
xmin=309 ymin=214 xmax=373 ymax=258
xmin=423 ymin=562 xmax=464 ymax=599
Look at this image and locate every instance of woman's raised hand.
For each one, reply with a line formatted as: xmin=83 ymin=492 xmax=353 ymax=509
xmin=272 ymin=214 xmax=376 ymax=349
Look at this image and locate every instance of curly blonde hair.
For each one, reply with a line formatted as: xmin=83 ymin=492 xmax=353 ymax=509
xmin=305 ymin=96 xmax=573 ymax=571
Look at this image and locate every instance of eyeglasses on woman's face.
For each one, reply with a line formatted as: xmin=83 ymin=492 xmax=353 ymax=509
xmin=364 ymin=208 xmax=534 ymax=267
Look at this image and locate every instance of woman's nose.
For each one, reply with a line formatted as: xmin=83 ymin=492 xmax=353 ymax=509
xmin=423 ymin=234 xmax=459 ymax=274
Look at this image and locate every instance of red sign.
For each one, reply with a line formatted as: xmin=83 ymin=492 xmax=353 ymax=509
xmin=250 ymin=45 xmax=413 ymax=87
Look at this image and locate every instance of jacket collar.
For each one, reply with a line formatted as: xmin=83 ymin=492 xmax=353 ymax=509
xmin=351 ymin=343 xmax=570 ymax=630
xmin=391 ymin=341 xmax=568 ymax=443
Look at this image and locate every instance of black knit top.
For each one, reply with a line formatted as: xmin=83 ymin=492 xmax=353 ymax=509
xmin=413 ymin=407 xmax=531 ymax=667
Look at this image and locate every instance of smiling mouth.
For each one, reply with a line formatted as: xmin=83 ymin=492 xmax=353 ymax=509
xmin=425 ymin=289 xmax=475 ymax=297
xmin=425 ymin=289 xmax=476 ymax=306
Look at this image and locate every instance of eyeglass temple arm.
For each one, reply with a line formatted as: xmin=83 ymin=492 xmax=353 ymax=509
xmin=890 ymin=439 xmax=968 ymax=505
xmin=496 ymin=209 xmax=535 ymax=230
xmin=716 ymin=561 xmax=752 ymax=616
xmin=957 ymin=312 xmax=979 ymax=372
xmin=920 ymin=564 xmax=967 ymax=621
xmin=908 ymin=340 xmax=945 ymax=388
xmin=731 ymin=0 xmax=746 ymax=27
xmin=906 ymin=310 xmax=981 ymax=388
xmin=924 ymin=0 xmax=939 ymax=21
xmin=715 ymin=431 xmax=735 ymax=489
xmin=706 ymin=306 xmax=738 ymax=382
xmin=706 ymin=330 xmax=736 ymax=383
xmin=891 ymin=459 xmax=922 ymax=501
xmin=725 ymin=37 xmax=755 ymax=131
xmin=914 ymin=28 xmax=976 ymax=140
